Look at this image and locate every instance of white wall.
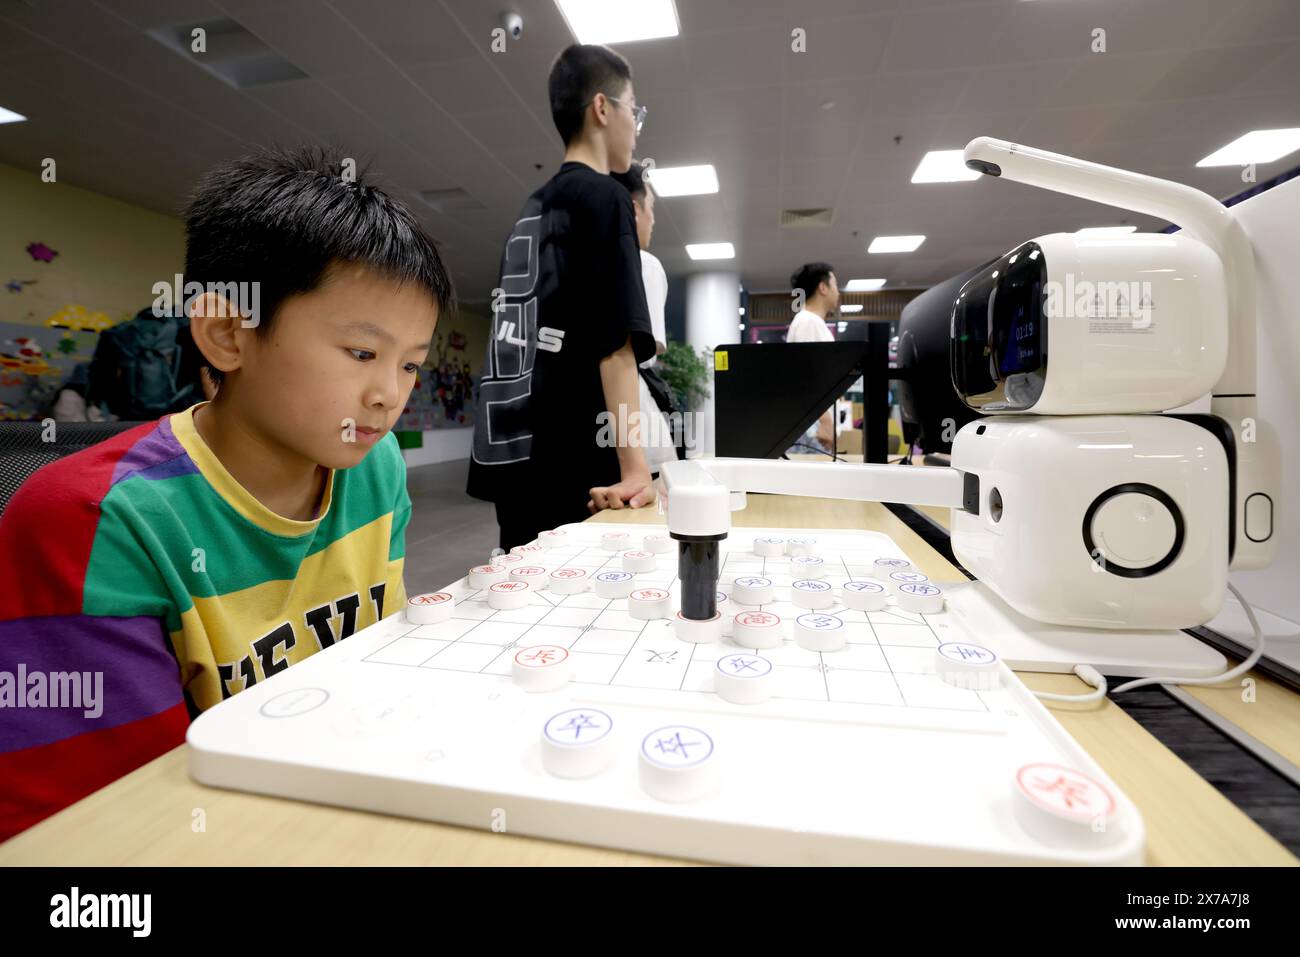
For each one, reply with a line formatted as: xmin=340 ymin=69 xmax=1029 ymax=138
xmin=1230 ymin=174 xmax=1300 ymax=631
xmin=401 ymin=428 xmax=472 ymax=468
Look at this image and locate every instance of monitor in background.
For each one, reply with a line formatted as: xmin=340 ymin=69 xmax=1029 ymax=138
xmin=712 ymin=340 xmax=880 ymax=460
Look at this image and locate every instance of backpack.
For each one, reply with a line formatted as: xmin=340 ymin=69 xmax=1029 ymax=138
xmin=88 ymin=309 xmax=197 ymax=420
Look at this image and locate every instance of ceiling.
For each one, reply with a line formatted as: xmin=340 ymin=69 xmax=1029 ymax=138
xmin=1 ymin=0 xmax=1298 ymax=303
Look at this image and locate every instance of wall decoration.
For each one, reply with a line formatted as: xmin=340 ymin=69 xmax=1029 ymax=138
xmin=0 ymin=336 xmax=50 ymax=375
xmin=394 ymin=326 xmax=476 ymax=432
xmin=45 ymin=303 xmax=115 ymax=332
xmin=5 ymin=279 xmax=37 ymax=293
xmin=25 ymin=241 xmax=58 ymax=263
xmin=0 ymin=320 xmax=99 ymax=420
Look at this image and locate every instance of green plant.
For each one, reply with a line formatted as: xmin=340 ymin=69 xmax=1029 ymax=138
xmin=657 ymin=340 xmax=712 ymax=409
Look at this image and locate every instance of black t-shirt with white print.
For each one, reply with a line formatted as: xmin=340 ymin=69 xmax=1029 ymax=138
xmin=467 ymin=161 xmax=655 ymax=515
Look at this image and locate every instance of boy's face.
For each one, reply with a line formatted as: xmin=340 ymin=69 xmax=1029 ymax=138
xmin=634 ymin=188 xmax=655 ymax=250
xmin=822 ymin=272 xmax=841 ymax=312
xmin=232 ymin=262 xmax=437 ymax=470
xmin=604 ymin=80 xmax=639 ymax=173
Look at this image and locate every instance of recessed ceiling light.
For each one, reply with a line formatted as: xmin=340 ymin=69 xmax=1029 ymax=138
xmin=868 ymin=235 xmax=925 ymax=254
xmin=1076 ymin=224 xmax=1138 ymax=236
xmin=646 ymin=164 xmax=718 ymax=197
xmin=911 ymin=150 xmax=981 ymax=183
xmin=1076 ymin=226 xmax=1138 ymax=237
xmin=555 ymin=0 xmax=680 ymax=45
xmin=0 ymin=106 xmax=28 ymax=124
xmin=839 ymin=305 xmax=864 ymax=313
xmin=844 ymin=278 xmax=887 ymax=291
xmin=686 ymin=242 xmax=735 ymax=260
xmin=1196 ymin=128 xmax=1300 ymax=167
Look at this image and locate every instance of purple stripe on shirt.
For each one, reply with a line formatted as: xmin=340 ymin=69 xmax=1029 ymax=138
xmin=109 ymin=415 xmax=198 ymax=486
xmin=0 ymin=613 xmax=184 ymax=753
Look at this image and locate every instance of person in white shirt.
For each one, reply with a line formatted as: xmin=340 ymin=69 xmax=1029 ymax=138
xmin=786 ymin=262 xmax=841 ymax=452
xmin=613 ymin=162 xmax=680 ymax=473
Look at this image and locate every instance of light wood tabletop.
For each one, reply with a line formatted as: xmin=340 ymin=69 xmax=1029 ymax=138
xmin=2 ymin=490 xmax=1294 ymax=866
xmin=914 ymin=492 xmax=1300 ymax=776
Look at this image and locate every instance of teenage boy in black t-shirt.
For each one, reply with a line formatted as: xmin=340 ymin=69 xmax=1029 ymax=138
xmin=468 ymin=44 xmax=657 ymax=550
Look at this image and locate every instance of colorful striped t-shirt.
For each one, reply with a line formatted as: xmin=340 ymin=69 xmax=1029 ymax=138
xmin=0 ymin=402 xmax=410 ymax=840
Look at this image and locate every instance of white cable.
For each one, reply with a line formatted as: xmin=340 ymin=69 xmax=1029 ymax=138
xmin=1109 ymin=582 xmax=1264 ymax=694
xmin=1031 ymin=583 xmax=1265 ymax=703
xmin=1033 ymin=664 xmax=1109 ymax=703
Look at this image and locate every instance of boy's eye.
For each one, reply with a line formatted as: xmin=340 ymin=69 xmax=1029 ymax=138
xmin=350 ymin=349 xmax=421 ymax=374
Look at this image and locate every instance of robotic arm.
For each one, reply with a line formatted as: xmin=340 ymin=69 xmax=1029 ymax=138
xmin=661 ymin=458 xmax=966 ymax=620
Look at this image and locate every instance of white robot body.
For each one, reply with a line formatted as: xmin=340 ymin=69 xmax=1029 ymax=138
xmin=951 ymin=232 xmax=1228 ymax=416
xmin=949 ymin=415 xmax=1229 ymax=630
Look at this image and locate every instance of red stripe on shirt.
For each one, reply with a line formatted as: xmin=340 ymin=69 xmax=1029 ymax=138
xmin=0 ymin=422 xmax=155 ymax=621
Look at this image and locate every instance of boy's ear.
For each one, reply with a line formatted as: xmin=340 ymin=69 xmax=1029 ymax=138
xmin=588 ymin=91 xmax=612 ymax=132
xmin=188 ymin=291 xmax=244 ymax=380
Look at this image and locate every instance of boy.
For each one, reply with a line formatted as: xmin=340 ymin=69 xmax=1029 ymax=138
xmin=787 ymin=262 xmax=841 ymax=452
xmin=0 ymin=147 xmax=452 ymax=840
xmin=611 ymin=161 xmax=681 ymax=471
xmin=467 ymin=44 xmax=657 ymax=550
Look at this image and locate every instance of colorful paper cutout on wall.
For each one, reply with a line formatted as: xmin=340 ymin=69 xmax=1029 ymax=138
xmin=0 ymin=337 xmax=52 ymax=376
xmin=45 ymin=303 xmax=115 ymax=332
xmin=5 ymin=279 xmax=37 ymax=293
xmin=25 ymin=242 xmax=59 ymax=263
xmin=0 ymin=320 xmax=100 ymax=420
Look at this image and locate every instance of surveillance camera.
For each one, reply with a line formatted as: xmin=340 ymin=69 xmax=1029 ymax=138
xmin=950 ymin=232 xmax=1227 ymax=414
xmin=502 ymin=12 xmax=522 ymax=40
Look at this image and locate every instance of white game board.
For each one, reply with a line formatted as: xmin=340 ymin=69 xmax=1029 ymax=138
xmin=187 ymin=523 xmax=1146 ymax=865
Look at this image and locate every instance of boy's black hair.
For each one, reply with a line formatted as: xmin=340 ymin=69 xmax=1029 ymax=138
xmin=791 ymin=262 xmax=836 ymax=301
xmin=548 ymin=44 xmax=633 ymax=146
xmin=183 ymin=146 xmax=455 ymax=387
xmin=611 ymin=161 xmax=650 ymax=202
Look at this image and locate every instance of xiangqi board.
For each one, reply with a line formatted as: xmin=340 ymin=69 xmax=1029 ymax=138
xmin=188 ymin=523 xmax=1145 ymax=865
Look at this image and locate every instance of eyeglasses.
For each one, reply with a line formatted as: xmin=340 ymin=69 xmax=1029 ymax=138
xmin=604 ymin=96 xmax=647 ymax=135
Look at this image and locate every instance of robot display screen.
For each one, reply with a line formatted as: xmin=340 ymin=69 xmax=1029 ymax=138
xmin=991 ymin=249 xmax=1045 ymax=377
xmin=950 ymin=241 xmax=1047 ymax=411
xmin=997 ymin=295 xmax=1042 ymax=375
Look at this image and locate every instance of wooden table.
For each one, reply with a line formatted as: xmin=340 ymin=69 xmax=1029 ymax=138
xmin=2 ymin=492 xmax=1294 ymax=866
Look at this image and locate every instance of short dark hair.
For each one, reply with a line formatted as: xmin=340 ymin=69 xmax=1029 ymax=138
xmin=611 ymin=160 xmax=650 ymax=202
xmin=791 ymin=262 xmax=836 ymax=301
xmin=184 ymin=146 xmax=454 ymax=388
xmin=548 ymin=44 xmax=632 ymax=146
